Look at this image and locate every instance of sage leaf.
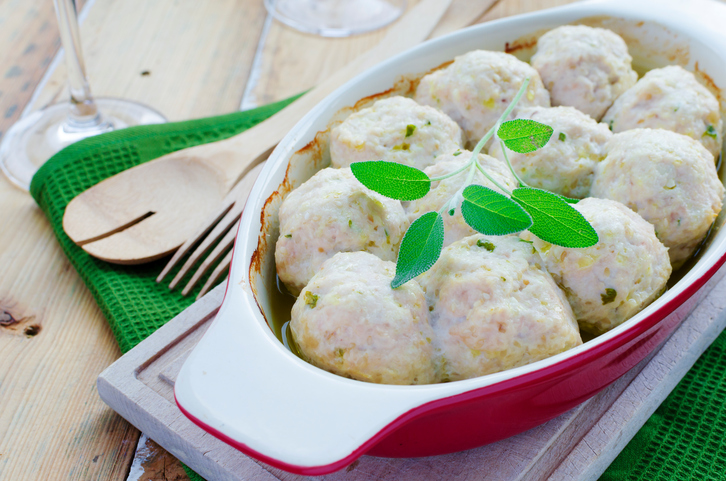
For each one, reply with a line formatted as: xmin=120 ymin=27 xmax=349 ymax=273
xmin=560 ymin=195 xmax=579 ymax=204
xmin=511 ymin=187 xmax=598 ymax=248
xmin=461 ymin=185 xmax=532 ymax=235
xmin=498 ymin=119 xmax=554 ymax=153
xmin=392 ymin=212 xmax=444 ymax=288
xmin=351 ymin=161 xmax=430 ymax=201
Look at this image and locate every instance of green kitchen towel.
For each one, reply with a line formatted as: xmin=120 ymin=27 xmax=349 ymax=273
xmin=30 ymin=95 xmax=299 ymax=354
xmin=601 ymin=328 xmax=726 ymax=480
xmin=29 ymin=97 xmax=726 ymax=481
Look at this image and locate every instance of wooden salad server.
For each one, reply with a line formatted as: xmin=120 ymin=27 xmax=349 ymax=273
xmin=62 ymin=0 xmax=496 ymax=264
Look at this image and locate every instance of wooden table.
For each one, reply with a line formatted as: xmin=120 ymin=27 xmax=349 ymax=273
xmin=0 ymin=0 xmax=704 ymax=479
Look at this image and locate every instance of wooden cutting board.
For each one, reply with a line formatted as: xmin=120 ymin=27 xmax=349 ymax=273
xmin=98 ymin=263 xmax=726 ymax=481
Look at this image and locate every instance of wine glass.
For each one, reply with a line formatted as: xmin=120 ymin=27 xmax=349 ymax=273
xmin=264 ymin=0 xmax=407 ymax=38
xmin=0 ymin=0 xmax=166 ymax=191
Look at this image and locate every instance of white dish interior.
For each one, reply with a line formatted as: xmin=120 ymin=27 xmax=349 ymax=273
xmin=176 ymin=0 xmax=726 ymax=469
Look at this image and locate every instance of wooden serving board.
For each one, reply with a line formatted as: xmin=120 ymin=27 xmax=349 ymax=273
xmin=98 ymin=263 xmax=726 ymax=481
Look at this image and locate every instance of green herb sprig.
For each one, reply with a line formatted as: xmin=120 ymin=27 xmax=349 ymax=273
xmin=351 ymin=78 xmax=598 ymax=288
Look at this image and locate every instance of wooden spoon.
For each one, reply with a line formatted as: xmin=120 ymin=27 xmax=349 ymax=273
xmin=63 ymin=0 xmax=497 ymax=264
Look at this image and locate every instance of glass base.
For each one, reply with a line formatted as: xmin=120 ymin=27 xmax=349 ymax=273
xmin=264 ymin=0 xmax=406 ymax=37
xmin=0 ymin=98 xmax=165 ymax=191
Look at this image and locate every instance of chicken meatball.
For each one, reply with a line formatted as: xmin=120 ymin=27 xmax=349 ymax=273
xmin=291 ymin=252 xmax=437 ymax=385
xmin=602 ymin=66 xmax=723 ymax=159
xmin=489 ymin=106 xmax=612 ymax=198
xmin=405 ymin=150 xmax=518 ymax=246
xmin=414 ymin=50 xmax=550 ymax=145
xmin=521 ymin=198 xmax=671 ymax=335
xmin=418 ymin=235 xmax=581 ymax=382
xmin=591 ymin=129 xmax=723 ymax=269
xmin=330 ymin=96 xmax=464 ymax=170
xmin=531 ymin=25 xmax=637 ymax=120
xmin=276 ymin=168 xmax=408 ymax=295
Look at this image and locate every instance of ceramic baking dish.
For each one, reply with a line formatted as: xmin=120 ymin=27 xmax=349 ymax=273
xmin=175 ymin=0 xmax=726 ymax=474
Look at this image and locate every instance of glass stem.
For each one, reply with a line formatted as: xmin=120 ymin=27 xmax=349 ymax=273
xmin=54 ymin=0 xmax=104 ymax=130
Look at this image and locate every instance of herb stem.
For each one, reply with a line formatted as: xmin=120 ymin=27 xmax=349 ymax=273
xmin=499 ymin=139 xmax=527 ymax=188
xmin=474 ymin=158 xmax=511 ymax=195
xmin=429 ymin=157 xmax=475 ymax=182
xmin=444 ymin=190 xmax=460 ymax=215
xmin=468 ymin=76 xmax=532 ymax=164
xmin=464 ymin=157 xmax=477 ymax=185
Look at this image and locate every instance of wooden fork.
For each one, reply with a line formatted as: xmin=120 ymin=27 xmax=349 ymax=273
xmin=156 ymin=162 xmax=263 ymax=299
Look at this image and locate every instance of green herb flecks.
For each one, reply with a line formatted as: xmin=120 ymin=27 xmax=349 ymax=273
xmin=704 ymin=125 xmax=718 ymax=139
xmin=284 ymin=234 xmax=292 ymax=238
xmin=453 ymin=150 xmax=462 ymax=156
xmin=305 ymin=291 xmax=319 ymax=308
xmin=559 ymin=132 xmax=566 ymax=142
xmin=601 ymin=288 xmax=617 ymax=305
xmin=405 ymin=124 xmax=416 ymax=137
xmin=477 ymin=239 xmax=496 ymax=251
xmin=392 ymin=143 xmax=410 ymax=151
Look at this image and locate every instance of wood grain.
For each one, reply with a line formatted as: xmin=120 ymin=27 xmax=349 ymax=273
xmin=245 ymin=0 xmax=510 ymax=108
xmin=0 ymin=0 xmax=59 ymax=141
xmin=126 ymin=434 xmax=189 ymax=481
xmin=0 ymin=0 xmax=268 ymax=480
xmin=27 ymin=0 xmax=269 ymax=121
xmin=0 ymin=187 xmax=139 ymax=481
xmin=98 ymin=264 xmax=726 ymax=481
xmin=0 ymin=1 xmax=144 ymax=478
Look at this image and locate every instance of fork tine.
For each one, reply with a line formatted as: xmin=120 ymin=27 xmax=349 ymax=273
xmin=196 ymin=249 xmax=234 ymax=300
xmin=156 ymin=200 xmax=234 ymax=283
xmin=182 ymin=219 xmax=240 ymax=296
xmin=158 ymin=162 xmax=264 ymax=285
xmin=167 ymin=200 xmax=243 ymax=290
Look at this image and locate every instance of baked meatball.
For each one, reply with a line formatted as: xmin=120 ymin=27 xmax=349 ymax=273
xmin=291 ymin=252 xmax=437 ymax=385
xmin=531 ymin=25 xmax=637 ymax=120
xmin=489 ymin=106 xmax=612 ymax=198
xmin=521 ymin=198 xmax=671 ymax=336
xmin=418 ymin=235 xmax=581 ymax=381
xmin=405 ymin=150 xmax=518 ymax=246
xmin=330 ymin=96 xmax=464 ymax=170
xmin=276 ymin=168 xmax=408 ymax=295
xmin=602 ymin=66 xmax=723 ymax=159
xmin=414 ymin=50 xmax=550 ymax=145
xmin=591 ymin=129 xmax=723 ymax=269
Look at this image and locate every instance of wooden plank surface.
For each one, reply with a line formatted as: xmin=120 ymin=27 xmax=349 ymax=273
xmin=27 ymin=0 xmax=269 ymax=121
xmin=0 ymin=1 xmax=145 ymax=479
xmin=0 ymin=0 xmax=59 ymax=142
xmin=98 ymin=264 xmax=726 ymax=481
xmin=0 ymin=0 xmax=268 ymax=480
xmin=0 ymin=0 xmax=582 ymax=479
xmin=10 ymin=0 xmax=723 ymax=480
xmin=0 ymin=1 xmax=511 ymax=479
